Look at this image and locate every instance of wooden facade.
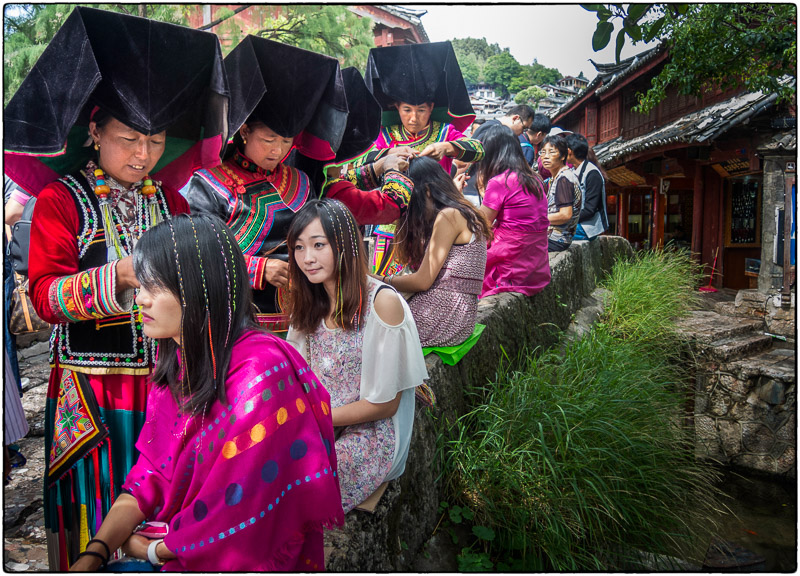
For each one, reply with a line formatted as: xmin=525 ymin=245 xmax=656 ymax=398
xmin=553 ymin=47 xmax=788 ymax=290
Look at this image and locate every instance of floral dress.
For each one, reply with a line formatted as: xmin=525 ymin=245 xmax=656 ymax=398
xmin=287 ymin=278 xmax=428 ymax=513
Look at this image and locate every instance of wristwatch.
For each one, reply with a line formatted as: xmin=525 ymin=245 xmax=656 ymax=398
xmin=147 ymin=539 xmax=165 ymax=567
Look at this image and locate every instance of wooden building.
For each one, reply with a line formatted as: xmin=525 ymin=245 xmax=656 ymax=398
xmin=552 ymin=45 xmax=796 ymax=290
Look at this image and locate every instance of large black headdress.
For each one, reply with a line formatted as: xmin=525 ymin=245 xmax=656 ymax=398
xmin=3 ymin=6 xmax=229 ymax=195
xmin=364 ymin=41 xmax=475 ymax=133
xmin=288 ymin=66 xmax=382 ymax=192
xmin=224 ymin=35 xmax=348 ymax=161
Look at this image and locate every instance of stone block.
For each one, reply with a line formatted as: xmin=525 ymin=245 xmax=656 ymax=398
xmin=776 ymin=446 xmax=796 ymax=477
xmin=694 ymin=392 xmax=709 ymax=413
xmin=774 ymin=413 xmax=796 ymax=444
xmin=718 ymin=374 xmax=750 ymax=399
xmin=694 ymin=415 xmax=722 ymax=457
xmin=756 ymin=378 xmax=786 ymax=405
xmin=717 ymin=420 xmax=742 ymax=456
xmin=734 ymin=453 xmax=776 ymax=474
xmin=708 ymin=395 xmax=731 ymax=417
xmin=741 ymin=423 xmax=774 ymax=453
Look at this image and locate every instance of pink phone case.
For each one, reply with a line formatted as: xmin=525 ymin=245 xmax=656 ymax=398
xmin=134 ymin=521 xmax=169 ymax=539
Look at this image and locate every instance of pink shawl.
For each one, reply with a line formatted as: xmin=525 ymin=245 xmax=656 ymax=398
xmin=123 ymin=331 xmax=343 ymax=571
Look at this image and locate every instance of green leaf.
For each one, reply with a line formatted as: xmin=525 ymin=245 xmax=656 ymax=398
xmin=627 ymin=3 xmax=651 ymax=23
xmin=461 ymin=507 xmax=475 ymax=521
xmin=615 ymin=28 xmax=626 ymax=62
xmin=592 ymin=21 xmax=614 ymax=51
xmin=643 ymin=16 xmax=666 ymax=42
xmin=625 ymin=23 xmax=643 ymax=43
xmin=472 ymin=525 xmax=497 ymax=541
xmin=449 ymin=506 xmax=463 ymax=524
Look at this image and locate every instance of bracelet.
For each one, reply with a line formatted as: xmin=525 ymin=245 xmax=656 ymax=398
xmin=147 ymin=539 xmax=165 ymax=567
xmin=87 ymin=538 xmax=111 ymax=561
xmin=76 ymin=550 xmax=108 ymax=570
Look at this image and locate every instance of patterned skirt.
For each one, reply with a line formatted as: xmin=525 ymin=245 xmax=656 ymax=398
xmin=44 ymin=365 xmax=149 ymax=570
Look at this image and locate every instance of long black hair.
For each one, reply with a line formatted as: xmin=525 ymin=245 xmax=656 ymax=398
xmin=395 ymin=156 xmax=492 ymax=268
xmin=476 ymin=123 xmax=544 ymax=199
xmin=133 ymin=213 xmax=258 ymax=415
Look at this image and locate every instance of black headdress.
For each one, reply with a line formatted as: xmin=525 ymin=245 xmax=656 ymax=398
xmin=4 ymin=6 xmax=229 ymax=195
xmin=364 ymin=41 xmax=475 ymax=133
xmin=224 ymin=35 xmax=348 ymax=161
xmin=289 ymin=66 xmax=382 ymax=191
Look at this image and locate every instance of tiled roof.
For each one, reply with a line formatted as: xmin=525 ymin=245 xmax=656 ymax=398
xmin=593 ymin=85 xmax=787 ymax=166
xmin=548 ymin=44 xmax=664 ymax=118
xmin=758 ymin=130 xmax=797 ymax=153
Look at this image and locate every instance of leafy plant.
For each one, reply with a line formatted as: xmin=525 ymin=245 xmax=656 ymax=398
xmin=443 ymin=248 xmax=721 ymax=570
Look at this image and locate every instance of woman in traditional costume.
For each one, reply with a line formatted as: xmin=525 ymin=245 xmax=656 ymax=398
xmin=4 ymin=7 xmax=229 ymax=570
xmin=70 ymin=215 xmax=343 ymax=572
xmin=294 ymin=66 xmax=415 ymax=227
xmin=286 ymin=199 xmax=428 ymax=513
xmin=387 ymin=157 xmax=492 ymax=347
xmin=183 ymin=36 xmax=349 ymax=335
xmin=358 ymin=41 xmax=486 ymax=276
xmin=475 ymin=124 xmax=551 ymax=298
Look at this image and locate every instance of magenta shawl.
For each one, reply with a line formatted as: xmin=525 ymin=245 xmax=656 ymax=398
xmin=122 ymin=331 xmax=343 ymax=571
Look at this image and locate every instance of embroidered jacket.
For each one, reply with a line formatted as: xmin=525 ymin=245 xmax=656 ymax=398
xmin=324 ymin=165 xmax=413 ymax=226
xmin=184 ymin=151 xmax=313 ymax=315
xmin=357 ymin=121 xmax=484 ymax=174
xmin=28 ymin=170 xmax=189 ymax=375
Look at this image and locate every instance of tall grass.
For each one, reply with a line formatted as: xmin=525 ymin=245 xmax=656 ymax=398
xmin=444 ymin=249 xmax=721 ymax=570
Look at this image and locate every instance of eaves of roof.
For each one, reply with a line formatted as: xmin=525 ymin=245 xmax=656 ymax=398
xmin=592 ymin=84 xmax=788 ymax=166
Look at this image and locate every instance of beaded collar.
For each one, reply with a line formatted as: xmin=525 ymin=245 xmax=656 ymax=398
xmin=398 ymin=122 xmax=433 ymax=142
xmin=233 ymin=149 xmax=274 ymax=177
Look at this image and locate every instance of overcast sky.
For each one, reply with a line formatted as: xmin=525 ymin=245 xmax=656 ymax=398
xmin=407 ymin=4 xmax=658 ymax=80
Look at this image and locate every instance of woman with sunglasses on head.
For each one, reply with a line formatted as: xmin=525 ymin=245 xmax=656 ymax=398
xmin=540 ymin=134 xmax=583 ymax=252
xmin=474 ymin=124 xmax=551 ymax=298
xmin=286 ymin=199 xmax=428 ymax=513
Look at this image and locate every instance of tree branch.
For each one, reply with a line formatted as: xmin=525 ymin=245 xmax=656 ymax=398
xmin=197 ymin=5 xmax=250 ymax=31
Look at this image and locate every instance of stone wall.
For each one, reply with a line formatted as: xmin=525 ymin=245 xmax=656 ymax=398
xmin=324 ymin=236 xmax=634 ymax=571
xmin=758 ymin=154 xmax=794 ymax=293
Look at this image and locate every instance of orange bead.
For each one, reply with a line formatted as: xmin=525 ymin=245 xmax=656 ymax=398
xmin=141 ymin=184 xmax=157 ymax=196
xmin=94 ymin=184 xmax=111 ymax=197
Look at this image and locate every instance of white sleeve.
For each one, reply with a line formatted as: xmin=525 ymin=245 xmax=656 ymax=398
xmin=359 ymin=288 xmax=429 ymax=404
xmin=285 ymin=326 xmax=309 ymax=361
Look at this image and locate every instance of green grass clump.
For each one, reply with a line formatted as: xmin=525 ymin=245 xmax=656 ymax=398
xmin=444 ymin=249 xmax=720 ymax=570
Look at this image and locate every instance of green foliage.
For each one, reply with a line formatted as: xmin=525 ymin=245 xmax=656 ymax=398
xmin=484 ymin=51 xmax=523 ymax=98
xmin=582 ymin=3 xmax=797 ymax=112
xmin=458 ymin=52 xmax=484 ymax=88
xmin=451 ymin=37 xmax=502 ymax=61
xmin=515 ymin=85 xmax=547 ymax=106
xmin=510 ymin=61 xmax=563 ymax=93
xmin=242 ymin=6 xmax=373 ymax=69
xmin=443 ymin=249 xmax=721 ymax=570
xmin=3 ymin=4 xmax=190 ymax=106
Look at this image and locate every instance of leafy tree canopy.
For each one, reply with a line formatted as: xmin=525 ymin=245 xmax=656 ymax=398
xmin=582 ymin=3 xmax=797 ymax=112
xmin=484 ymin=51 xmax=523 ymax=98
xmin=509 ymin=62 xmax=562 ymax=93
xmin=514 ymin=85 xmax=547 ymax=107
xmin=451 ymin=36 xmax=502 ymax=61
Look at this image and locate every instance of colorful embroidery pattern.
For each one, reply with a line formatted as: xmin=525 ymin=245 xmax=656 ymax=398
xmin=382 ymin=171 xmax=413 ymax=211
xmin=450 ymin=137 xmax=485 ymax=162
xmin=49 ymin=261 xmax=125 ymax=323
xmin=48 ymin=370 xmax=107 ymax=482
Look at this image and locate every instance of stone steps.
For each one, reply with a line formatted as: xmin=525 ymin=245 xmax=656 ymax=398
xmin=703 ymin=332 xmax=775 ymax=363
xmin=676 ymin=310 xmax=764 ymax=344
xmin=725 ymin=347 xmax=796 ymax=384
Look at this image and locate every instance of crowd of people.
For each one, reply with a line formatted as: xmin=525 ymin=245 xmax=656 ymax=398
xmin=3 ymin=7 xmax=609 ymax=571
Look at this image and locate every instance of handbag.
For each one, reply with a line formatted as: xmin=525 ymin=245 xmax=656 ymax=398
xmin=9 ymin=272 xmax=49 ymax=335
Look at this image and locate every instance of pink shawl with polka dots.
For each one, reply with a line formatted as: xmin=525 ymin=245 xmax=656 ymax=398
xmin=122 ymin=331 xmax=343 ymax=571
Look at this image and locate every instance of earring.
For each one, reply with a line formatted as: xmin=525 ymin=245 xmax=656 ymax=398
xmin=242 ymin=137 xmax=247 ymax=145
xmin=94 ymin=142 xmax=100 ymax=151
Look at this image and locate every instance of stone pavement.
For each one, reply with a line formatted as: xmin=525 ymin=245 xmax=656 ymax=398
xmin=5 ymin=337 xmax=50 ymax=572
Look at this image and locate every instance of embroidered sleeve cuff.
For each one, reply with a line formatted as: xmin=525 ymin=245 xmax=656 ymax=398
xmin=246 ymin=255 xmax=268 ymax=291
xmin=345 ymin=164 xmax=380 ymax=191
xmin=47 ymin=262 xmax=130 ymax=323
xmin=450 ymin=138 xmax=485 ymax=163
xmin=382 ymin=170 xmax=414 ymax=213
